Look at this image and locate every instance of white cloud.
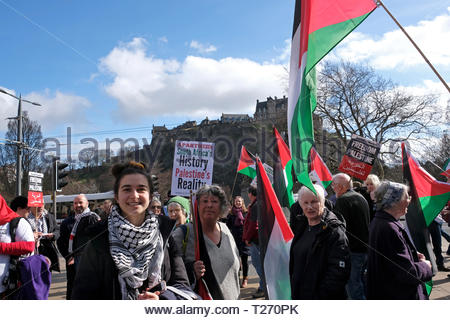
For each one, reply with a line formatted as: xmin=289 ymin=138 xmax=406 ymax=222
xmin=158 ymin=36 xmax=168 ymax=44
xmin=0 ymin=87 xmax=91 ymax=132
xmin=332 ymin=7 xmax=450 ymax=69
xmin=189 ymin=40 xmax=217 ymax=54
xmin=99 ymin=38 xmax=286 ymax=122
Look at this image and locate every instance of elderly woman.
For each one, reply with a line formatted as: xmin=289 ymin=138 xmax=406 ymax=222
xmin=364 ymin=174 xmax=381 ymax=221
xmin=174 ymin=185 xmax=240 ymax=300
xmin=71 ymin=162 xmax=190 ymax=300
xmin=149 ymin=197 xmax=162 ymax=215
xmin=289 ymin=184 xmax=350 ymax=299
xmin=367 ymin=181 xmax=432 ymax=299
xmin=167 ymin=196 xmax=190 ymax=226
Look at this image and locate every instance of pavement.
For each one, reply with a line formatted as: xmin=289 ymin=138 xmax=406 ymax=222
xmin=49 ymin=251 xmax=450 ymax=300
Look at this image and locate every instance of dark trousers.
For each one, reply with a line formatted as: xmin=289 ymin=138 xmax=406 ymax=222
xmin=241 ymin=254 xmax=249 ymax=278
xmin=66 ymin=263 xmax=76 ymax=300
xmin=428 ymin=221 xmax=444 ymax=266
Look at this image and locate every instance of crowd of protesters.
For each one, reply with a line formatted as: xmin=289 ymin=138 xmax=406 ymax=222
xmin=1 ymin=161 xmax=449 ymax=300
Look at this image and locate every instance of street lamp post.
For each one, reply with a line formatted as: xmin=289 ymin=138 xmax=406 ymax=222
xmin=0 ymin=88 xmax=41 ymax=196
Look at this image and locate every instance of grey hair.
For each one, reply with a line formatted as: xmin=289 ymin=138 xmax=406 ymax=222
xmin=297 ymin=185 xmax=325 ymax=205
xmin=373 ymin=181 xmax=409 ymax=211
xmin=333 ymin=173 xmax=353 ymax=189
xmin=168 ymin=202 xmax=186 ymax=216
xmin=196 ymin=184 xmax=228 ymax=215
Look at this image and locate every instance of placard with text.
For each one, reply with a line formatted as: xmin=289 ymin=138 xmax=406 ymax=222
xmin=338 ymin=134 xmax=380 ymax=180
xmin=171 ymin=140 xmax=215 ymax=196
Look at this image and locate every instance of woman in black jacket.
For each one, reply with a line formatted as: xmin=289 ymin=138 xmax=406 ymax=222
xmin=71 ymin=162 xmax=189 ymax=300
xmin=289 ymin=185 xmax=350 ymax=299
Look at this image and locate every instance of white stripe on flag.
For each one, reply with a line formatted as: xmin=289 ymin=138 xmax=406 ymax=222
xmin=263 ymin=218 xmax=292 ymax=300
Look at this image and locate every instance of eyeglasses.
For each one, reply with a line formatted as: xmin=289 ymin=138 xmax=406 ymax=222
xmin=151 ymin=206 xmax=162 ymax=209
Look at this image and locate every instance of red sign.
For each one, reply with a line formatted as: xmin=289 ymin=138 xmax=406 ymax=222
xmin=28 ymin=191 xmax=44 ymax=207
xmin=338 ymin=155 xmax=373 ymax=180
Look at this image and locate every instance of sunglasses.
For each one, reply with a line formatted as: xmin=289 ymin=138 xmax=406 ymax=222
xmin=151 ymin=205 xmax=162 ymax=209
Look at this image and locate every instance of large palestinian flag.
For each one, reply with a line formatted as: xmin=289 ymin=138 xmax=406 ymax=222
xmin=237 ymin=146 xmax=256 ymax=179
xmin=402 ymin=142 xmax=450 ymax=293
xmin=256 ymin=157 xmax=294 ymax=300
xmin=273 ymin=127 xmax=295 ymax=209
xmin=287 ymin=0 xmax=377 ymax=192
xmin=310 ymin=147 xmax=333 ymax=189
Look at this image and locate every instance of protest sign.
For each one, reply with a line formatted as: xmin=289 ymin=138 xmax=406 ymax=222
xmin=28 ymin=171 xmax=44 ymax=206
xmin=171 ymin=140 xmax=214 ymax=196
xmin=338 ymin=134 xmax=380 ymax=180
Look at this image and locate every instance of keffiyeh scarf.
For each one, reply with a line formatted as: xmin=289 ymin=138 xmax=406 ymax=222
xmin=108 ymin=205 xmax=164 ymax=300
xmin=27 ymin=210 xmax=48 ymax=234
xmin=68 ymin=208 xmax=100 ymax=254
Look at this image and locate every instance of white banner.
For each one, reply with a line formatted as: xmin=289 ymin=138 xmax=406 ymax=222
xmin=171 ymin=140 xmax=214 ymax=196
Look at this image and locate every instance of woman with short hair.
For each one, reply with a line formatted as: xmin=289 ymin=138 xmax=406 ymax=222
xmin=289 ymin=185 xmax=350 ymax=299
xmin=367 ymin=181 xmax=432 ymax=299
xmin=174 ymin=185 xmax=240 ymax=299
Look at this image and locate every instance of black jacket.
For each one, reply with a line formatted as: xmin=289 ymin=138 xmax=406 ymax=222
xmin=71 ymin=215 xmax=190 ymax=300
xmin=289 ymin=208 xmax=350 ymax=299
xmin=290 ymin=199 xmax=334 ymax=236
xmin=334 ymin=189 xmax=370 ymax=253
xmin=56 ymin=213 xmax=75 ymax=262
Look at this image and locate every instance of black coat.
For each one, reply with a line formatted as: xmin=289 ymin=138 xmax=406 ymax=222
xmin=56 ymin=213 xmax=75 ymax=262
xmin=71 ymin=215 xmax=190 ymax=300
xmin=289 ymin=208 xmax=350 ymax=299
xmin=334 ymin=189 xmax=370 ymax=253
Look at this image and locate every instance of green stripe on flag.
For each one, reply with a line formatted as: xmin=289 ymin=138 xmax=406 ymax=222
xmin=306 ymin=13 xmax=373 ymax=73
xmin=238 ymin=167 xmax=256 ymax=179
xmin=290 ymin=69 xmax=316 ymax=192
xmin=419 ymin=193 xmax=450 ymax=226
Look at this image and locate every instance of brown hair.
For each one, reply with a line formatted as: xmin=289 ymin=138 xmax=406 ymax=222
xmin=112 ymin=161 xmax=153 ymax=196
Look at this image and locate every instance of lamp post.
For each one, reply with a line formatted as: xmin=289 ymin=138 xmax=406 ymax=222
xmin=0 ymin=88 xmax=41 ymax=196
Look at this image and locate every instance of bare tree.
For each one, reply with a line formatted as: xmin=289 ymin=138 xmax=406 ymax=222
xmin=0 ymin=111 xmax=43 ymax=196
xmin=316 ymin=61 xmax=440 ymax=162
xmin=78 ymin=147 xmax=97 ymax=170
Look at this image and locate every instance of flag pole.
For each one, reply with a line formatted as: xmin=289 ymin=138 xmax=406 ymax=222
xmin=230 ymin=170 xmax=238 ymax=199
xmin=377 ymin=0 xmax=450 ymax=93
xmin=426 ymin=160 xmax=445 ymax=172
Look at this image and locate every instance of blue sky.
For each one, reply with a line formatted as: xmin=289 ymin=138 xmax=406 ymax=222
xmin=0 ymin=0 xmax=449 ymax=159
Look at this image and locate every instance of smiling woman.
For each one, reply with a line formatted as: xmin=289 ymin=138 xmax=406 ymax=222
xmin=71 ymin=161 xmax=190 ymax=300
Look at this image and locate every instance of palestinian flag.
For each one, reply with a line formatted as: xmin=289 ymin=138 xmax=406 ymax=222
xmin=287 ymin=0 xmax=377 ymax=192
xmin=441 ymin=158 xmax=450 ymax=178
xmin=310 ymin=147 xmax=333 ymax=189
xmin=402 ymin=142 xmax=450 ymax=294
xmin=237 ymin=146 xmax=256 ymax=179
xmin=256 ymin=157 xmax=294 ymax=300
xmin=273 ymin=127 xmax=295 ymax=208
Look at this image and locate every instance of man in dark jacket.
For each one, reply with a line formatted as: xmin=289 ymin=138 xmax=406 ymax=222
xmin=56 ymin=210 xmax=76 ymax=299
xmin=332 ymin=173 xmax=370 ymax=300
